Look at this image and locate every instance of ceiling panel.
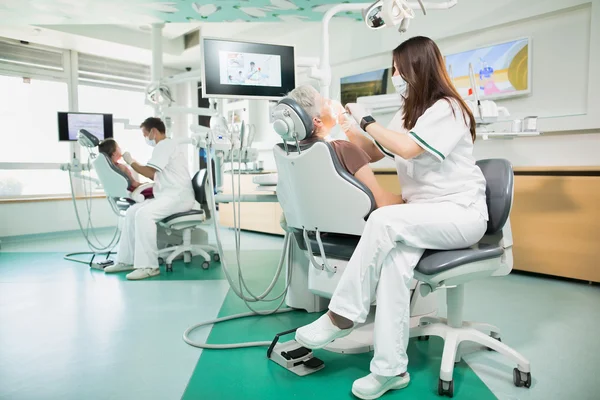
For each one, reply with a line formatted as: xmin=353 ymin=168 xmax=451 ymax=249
xmin=0 ymin=0 xmax=368 ymax=25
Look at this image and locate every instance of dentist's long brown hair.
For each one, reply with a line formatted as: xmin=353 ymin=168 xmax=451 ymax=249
xmin=392 ymin=36 xmax=477 ymax=142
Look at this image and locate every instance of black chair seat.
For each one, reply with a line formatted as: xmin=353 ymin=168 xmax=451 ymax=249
xmin=415 ymin=244 xmax=504 ymax=276
xmin=160 ymin=210 xmax=205 ymax=224
xmin=293 ymin=230 xmax=360 ymax=261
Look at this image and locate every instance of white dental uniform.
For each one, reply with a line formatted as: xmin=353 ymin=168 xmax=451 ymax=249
xmin=328 ymin=99 xmax=488 ymax=376
xmin=117 ymin=138 xmax=195 ymax=269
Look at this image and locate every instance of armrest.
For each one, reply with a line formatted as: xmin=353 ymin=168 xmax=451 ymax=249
xmin=130 ymin=182 xmax=154 ymax=203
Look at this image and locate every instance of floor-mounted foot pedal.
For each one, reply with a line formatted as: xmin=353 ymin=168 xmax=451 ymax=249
xmin=267 ymin=329 xmax=325 ymax=376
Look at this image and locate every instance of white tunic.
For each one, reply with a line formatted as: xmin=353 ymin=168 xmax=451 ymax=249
xmin=147 ymin=138 xmax=194 ymax=200
xmin=383 ymin=99 xmax=488 ymax=220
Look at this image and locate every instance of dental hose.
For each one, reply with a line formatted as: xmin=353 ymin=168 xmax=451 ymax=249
xmin=65 ymin=157 xmax=121 ymax=265
xmin=182 ymin=146 xmax=297 ymax=350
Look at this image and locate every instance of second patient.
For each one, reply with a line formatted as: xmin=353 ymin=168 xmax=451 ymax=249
xmin=287 ymin=85 xmax=403 ymax=208
xmin=98 ymin=138 xmax=141 ymax=190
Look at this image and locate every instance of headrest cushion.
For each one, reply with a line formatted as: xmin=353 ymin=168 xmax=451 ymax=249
xmin=271 ymin=97 xmax=314 ymax=142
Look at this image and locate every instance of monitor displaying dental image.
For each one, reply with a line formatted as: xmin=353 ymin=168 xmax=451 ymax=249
xmin=220 ymin=51 xmax=282 ymax=87
xmin=202 ymin=38 xmax=295 ymax=100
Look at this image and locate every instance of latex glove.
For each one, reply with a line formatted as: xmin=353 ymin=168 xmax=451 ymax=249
xmin=345 ymin=103 xmax=368 ymax=125
xmin=122 ymin=151 xmax=134 ymax=165
xmin=339 ymin=111 xmax=359 ymax=132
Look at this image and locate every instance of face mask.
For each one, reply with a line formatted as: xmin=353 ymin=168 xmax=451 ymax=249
xmin=145 ymin=134 xmax=156 ymax=147
xmin=392 ymin=75 xmax=408 ymax=96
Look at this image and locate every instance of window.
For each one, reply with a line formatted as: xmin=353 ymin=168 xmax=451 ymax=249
xmin=0 ymin=170 xmax=72 ymax=197
xmin=0 ymin=76 xmax=70 ymax=163
xmin=0 ymin=76 xmax=72 ymax=198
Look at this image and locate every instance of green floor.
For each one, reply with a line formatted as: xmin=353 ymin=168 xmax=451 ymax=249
xmin=2 ymin=230 xmax=599 ymax=400
xmin=182 ymin=251 xmax=495 ymax=400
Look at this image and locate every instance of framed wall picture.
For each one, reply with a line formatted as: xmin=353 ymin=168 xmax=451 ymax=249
xmin=445 ymin=37 xmax=531 ymax=100
xmin=341 ymin=37 xmax=531 ymax=103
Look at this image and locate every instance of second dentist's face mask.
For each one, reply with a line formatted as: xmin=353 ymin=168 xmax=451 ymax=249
xmin=144 ymin=129 xmax=156 ymax=147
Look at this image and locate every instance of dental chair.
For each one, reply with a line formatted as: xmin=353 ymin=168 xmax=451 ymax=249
xmin=77 ymin=129 xmax=153 ymax=216
xmin=271 ymin=100 xmax=531 ymax=397
xmin=272 ymin=98 xmax=437 ymax=354
xmin=77 ymin=129 xmax=218 ymax=271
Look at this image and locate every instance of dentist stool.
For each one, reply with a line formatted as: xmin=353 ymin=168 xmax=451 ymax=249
xmin=411 ymin=159 xmax=531 ymax=397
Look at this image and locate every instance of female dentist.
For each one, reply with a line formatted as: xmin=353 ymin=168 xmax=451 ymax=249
xmin=295 ymin=36 xmax=489 ymax=400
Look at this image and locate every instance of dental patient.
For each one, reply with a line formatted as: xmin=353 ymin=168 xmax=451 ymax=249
xmin=286 ymin=85 xmax=403 ymax=208
xmin=98 ymin=138 xmax=141 ymax=190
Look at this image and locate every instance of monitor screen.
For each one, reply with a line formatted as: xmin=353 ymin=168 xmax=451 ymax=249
xmin=58 ymin=112 xmax=113 ymax=142
xmin=202 ymin=38 xmax=295 ymax=100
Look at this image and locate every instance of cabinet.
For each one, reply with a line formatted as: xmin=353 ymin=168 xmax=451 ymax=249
xmin=218 ymin=172 xmax=284 ymax=235
xmin=511 ymin=170 xmax=600 ymax=282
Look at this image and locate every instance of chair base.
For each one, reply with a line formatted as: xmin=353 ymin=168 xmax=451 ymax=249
xmin=157 ymin=227 xmax=218 ymax=271
xmin=410 ymin=316 xmax=531 ymax=382
xmin=159 ymin=244 xmax=218 ymax=271
xmin=323 ymin=310 xmax=437 ymax=355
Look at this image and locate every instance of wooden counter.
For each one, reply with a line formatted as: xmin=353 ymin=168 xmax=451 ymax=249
xmin=219 ymin=173 xmax=285 ymax=235
xmin=510 ymin=167 xmax=600 ymax=283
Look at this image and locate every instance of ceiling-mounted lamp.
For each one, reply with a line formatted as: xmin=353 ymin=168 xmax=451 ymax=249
xmin=362 ymin=0 xmax=416 ymax=33
xmin=146 ymin=82 xmax=174 ymax=106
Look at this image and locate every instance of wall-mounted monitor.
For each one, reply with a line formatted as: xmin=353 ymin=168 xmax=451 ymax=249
xmin=340 ymin=68 xmax=393 ymax=105
xmin=201 ymin=38 xmax=296 ymax=100
xmin=58 ymin=112 xmax=113 ymax=142
xmin=445 ymin=37 xmax=531 ymax=100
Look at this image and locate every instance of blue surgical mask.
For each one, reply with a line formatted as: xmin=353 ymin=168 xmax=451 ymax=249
xmin=392 ymin=75 xmax=408 ymax=96
xmin=145 ymin=134 xmax=156 ymax=147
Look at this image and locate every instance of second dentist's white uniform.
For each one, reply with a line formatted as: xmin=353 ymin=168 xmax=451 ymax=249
xmin=326 ymin=99 xmax=489 ymax=376
xmin=118 ymin=139 xmax=195 ymax=269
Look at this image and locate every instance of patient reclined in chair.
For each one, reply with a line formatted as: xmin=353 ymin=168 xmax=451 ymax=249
xmin=98 ymin=138 xmax=153 ymax=199
xmin=286 ymin=85 xmax=402 ymax=208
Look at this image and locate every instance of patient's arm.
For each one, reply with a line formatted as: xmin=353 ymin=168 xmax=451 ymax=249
xmin=354 ymin=166 xmax=404 ymax=208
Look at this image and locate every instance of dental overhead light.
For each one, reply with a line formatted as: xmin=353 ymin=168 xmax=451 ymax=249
xmin=146 ymin=82 xmax=174 ymax=106
xmin=363 ymin=0 xmax=446 ymax=33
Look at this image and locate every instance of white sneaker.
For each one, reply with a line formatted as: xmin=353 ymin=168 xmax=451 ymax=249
xmin=104 ymin=263 xmax=134 ymax=273
xmin=126 ymin=268 xmax=160 ymax=280
xmin=295 ymin=314 xmax=354 ymax=349
xmin=352 ymin=373 xmax=410 ymax=400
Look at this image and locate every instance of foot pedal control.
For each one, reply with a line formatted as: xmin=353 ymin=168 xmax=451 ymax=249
xmin=91 ymin=260 xmax=114 ymax=270
xmin=267 ymin=329 xmax=325 ymax=376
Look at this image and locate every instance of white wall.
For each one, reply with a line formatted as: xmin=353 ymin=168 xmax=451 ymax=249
xmin=0 ymin=198 xmax=118 ymax=238
xmin=229 ymin=0 xmax=600 ymax=170
xmin=3 ymin=1 xmax=600 ymax=238
xmin=329 ymin=0 xmax=600 ymax=169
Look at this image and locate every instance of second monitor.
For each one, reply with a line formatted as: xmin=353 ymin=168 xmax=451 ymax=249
xmin=202 ymin=38 xmax=296 ymax=100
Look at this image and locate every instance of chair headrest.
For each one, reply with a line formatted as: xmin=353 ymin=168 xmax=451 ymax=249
xmin=271 ymin=97 xmax=314 ymax=142
xmin=78 ymin=129 xmax=100 ymax=148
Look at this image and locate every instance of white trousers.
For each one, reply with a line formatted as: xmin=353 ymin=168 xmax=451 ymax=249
xmin=117 ymin=195 xmax=195 ymax=269
xmin=328 ymin=202 xmax=487 ymax=376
